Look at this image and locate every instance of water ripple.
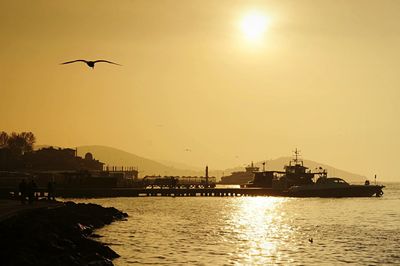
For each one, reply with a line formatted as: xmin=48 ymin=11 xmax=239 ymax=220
xmin=74 ymin=183 xmax=400 ymax=265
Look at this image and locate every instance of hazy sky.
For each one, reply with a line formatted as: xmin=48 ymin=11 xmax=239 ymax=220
xmin=1 ymin=0 xmax=400 ymax=181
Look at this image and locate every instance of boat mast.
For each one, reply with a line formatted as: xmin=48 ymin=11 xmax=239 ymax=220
xmin=293 ymin=148 xmax=303 ymax=166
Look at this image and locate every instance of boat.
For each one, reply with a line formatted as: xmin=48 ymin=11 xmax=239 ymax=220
xmin=241 ymin=149 xmax=385 ymax=197
xmin=220 ymin=162 xmax=259 ymax=184
xmin=288 ymin=176 xmax=384 ymax=197
xmin=241 ymin=149 xmax=322 ymax=189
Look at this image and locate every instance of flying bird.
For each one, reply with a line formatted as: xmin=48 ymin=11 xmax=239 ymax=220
xmin=61 ymin=59 xmax=121 ymax=69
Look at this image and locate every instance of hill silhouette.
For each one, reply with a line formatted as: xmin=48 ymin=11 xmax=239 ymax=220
xmin=76 ymin=145 xmax=206 ymax=177
xmin=38 ymin=145 xmax=366 ymax=182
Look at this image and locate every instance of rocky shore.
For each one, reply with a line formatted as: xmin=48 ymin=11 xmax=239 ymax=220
xmin=0 ymin=201 xmax=128 ymax=266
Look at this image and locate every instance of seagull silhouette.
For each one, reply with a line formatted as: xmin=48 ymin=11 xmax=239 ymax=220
xmin=61 ymin=59 xmax=121 ymax=69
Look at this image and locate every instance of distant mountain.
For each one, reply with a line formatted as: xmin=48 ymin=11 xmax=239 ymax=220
xmin=223 ymin=157 xmax=366 ymax=183
xmin=37 ymin=145 xmax=365 ymax=182
xmin=156 ymin=159 xmax=203 ymax=172
xmin=76 ymin=145 xmax=206 ymax=177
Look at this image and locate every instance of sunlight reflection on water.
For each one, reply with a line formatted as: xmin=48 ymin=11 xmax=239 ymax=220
xmin=226 ymin=197 xmax=286 ymax=264
xmin=73 ymin=183 xmax=400 ymax=265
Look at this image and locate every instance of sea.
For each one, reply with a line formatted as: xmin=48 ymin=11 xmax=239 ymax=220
xmin=74 ymin=183 xmax=400 ymax=265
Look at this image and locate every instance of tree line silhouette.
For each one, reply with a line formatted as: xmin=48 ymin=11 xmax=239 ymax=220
xmin=0 ymin=131 xmax=36 ymax=156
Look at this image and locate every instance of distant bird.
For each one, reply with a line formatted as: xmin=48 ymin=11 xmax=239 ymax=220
xmin=184 ymin=148 xmax=192 ymax=152
xmin=61 ymin=59 xmax=121 ymax=69
xmin=308 ymin=238 xmax=313 ymax=243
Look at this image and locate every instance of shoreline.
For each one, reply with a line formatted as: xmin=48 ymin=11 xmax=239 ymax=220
xmin=0 ymin=200 xmax=127 ymax=266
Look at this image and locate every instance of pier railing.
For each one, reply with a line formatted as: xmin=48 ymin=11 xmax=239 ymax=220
xmin=0 ymin=187 xmax=286 ymax=199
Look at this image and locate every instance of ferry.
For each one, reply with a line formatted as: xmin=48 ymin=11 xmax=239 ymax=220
xmin=220 ymin=162 xmax=259 ymax=184
xmin=287 ymin=176 xmax=384 ymax=197
xmin=241 ymin=149 xmax=384 ymax=197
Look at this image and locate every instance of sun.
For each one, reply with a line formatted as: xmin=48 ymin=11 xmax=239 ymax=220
xmin=240 ymin=11 xmax=269 ymax=42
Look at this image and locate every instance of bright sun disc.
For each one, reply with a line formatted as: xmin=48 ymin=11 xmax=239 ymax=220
xmin=240 ymin=12 xmax=269 ymax=41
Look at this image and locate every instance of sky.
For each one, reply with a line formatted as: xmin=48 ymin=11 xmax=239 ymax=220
xmin=1 ymin=0 xmax=400 ymax=181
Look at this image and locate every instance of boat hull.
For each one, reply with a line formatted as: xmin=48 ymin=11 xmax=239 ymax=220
xmin=288 ymin=185 xmax=384 ymax=198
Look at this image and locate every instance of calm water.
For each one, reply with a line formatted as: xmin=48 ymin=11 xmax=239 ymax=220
xmin=74 ymin=183 xmax=400 ymax=265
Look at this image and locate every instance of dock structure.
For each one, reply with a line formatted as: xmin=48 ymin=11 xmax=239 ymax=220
xmin=49 ymin=187 xmax=286 ymax=198
xmin=1 ymin=187 xmax=286 ymax=199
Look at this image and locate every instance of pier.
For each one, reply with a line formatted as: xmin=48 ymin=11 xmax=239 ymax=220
xmin=1 ymin=187 xmax=286 ymax=199
xmin=57 ymin=187 xmax=286 ymax=198
xmin=54 ymin=188 xmax=286 ymax=198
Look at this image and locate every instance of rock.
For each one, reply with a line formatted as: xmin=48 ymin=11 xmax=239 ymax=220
xmin=0 ymin=201 xmax=127 ymax=266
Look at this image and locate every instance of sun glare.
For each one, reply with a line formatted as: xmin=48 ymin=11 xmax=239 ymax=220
xmin=240 ymin=11 xmax=269 ymax=42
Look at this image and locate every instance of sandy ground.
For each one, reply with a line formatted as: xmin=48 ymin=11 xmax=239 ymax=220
xmin=0 ymin=199 xmax=63 ymax=222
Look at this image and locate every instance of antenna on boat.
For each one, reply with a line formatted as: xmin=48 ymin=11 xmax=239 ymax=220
xmin=374 ymin=174 xmax=377 ymax=185
xmin=262 ymin=161 xmax=266 ymax=172
xmin=293 ymin=148 xmax=302 ymax=165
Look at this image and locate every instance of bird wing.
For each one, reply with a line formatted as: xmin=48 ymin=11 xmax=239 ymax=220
xmin=61 ymin=60 xmax=88 ymax=65
xmin=93 ymin=60 xmax=122 ymax=66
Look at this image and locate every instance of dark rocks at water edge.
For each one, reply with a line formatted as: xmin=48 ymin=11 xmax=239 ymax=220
xmin=0 ymin=201 xmax=128 ymax=266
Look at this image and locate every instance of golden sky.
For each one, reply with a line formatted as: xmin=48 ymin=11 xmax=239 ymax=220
xmin=1 ymin=0 xmax=400 ymax=181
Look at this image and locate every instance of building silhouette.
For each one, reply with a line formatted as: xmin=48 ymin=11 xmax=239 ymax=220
xmin=0 ymin=146 xmax=103 ymax=171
